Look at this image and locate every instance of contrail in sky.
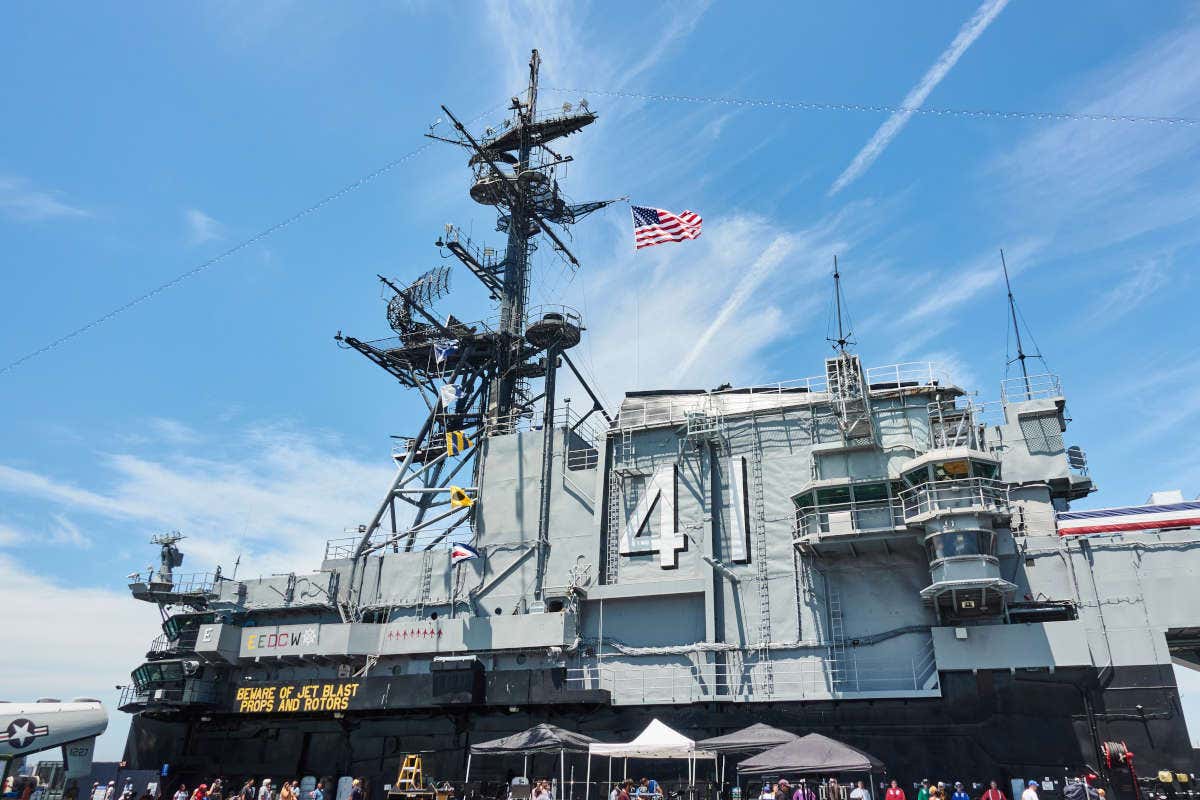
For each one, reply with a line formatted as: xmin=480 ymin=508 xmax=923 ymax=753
xmin=828 ymin=0 xmax=1010 ymax=196
xmin=671 ymin=233 xmax=796 ymax=385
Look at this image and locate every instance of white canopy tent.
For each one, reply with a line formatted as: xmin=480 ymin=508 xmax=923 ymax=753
xmin=585 ymin=720 xmax=718 ymax=800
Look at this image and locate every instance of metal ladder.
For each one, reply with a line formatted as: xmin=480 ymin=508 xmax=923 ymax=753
xmin=619 ymin=427 xmax=634 ymax=461
xmin=792 ymin=548 xmax=806 ymax=641
xmin=826 ymin=586 xmax=848 ymax=692
xmin=605 ymin=471 xmax=623 ymax=584
xmin=397 ymin=754 xmax=424 ymax=792
xmin=414 ymin=549 xmax=434 ymax=619
xmin=748 ymin=415 xmax=773 ymax=695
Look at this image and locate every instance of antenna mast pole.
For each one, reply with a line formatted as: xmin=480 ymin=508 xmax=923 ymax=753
xmin=1001 ymin=249 xmax=1032 ymax=400
xmin=832 ymin=255 xmax=850 ymax=354
xmin=490 ymin=49 xmax=541 ymax=422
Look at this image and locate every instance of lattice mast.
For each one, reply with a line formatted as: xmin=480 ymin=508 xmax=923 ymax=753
xmin=335 ymin=50 xmax=617 ymax=614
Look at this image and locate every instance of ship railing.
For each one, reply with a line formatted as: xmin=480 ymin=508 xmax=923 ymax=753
xmin=487 ymin=406 xmax=604 ymax=444
xmin=566 ymin=646 xmax=937 ymax=703
xmin=524 ymin=304 xmax=583 ymax=331
xmin=1066 ymin=445 xmax=1089 ymax=476
xmin=898 ymin=478 xmax=1010 ymax=522
xmin=361 ymin=314 xmax=501 ymax=353
xmin=118 ymin=681 xmax=220 ymax=710
xmin=793 ymin=499 xmax=906 ymax=540
xmin=1000 ymin=373 xmax=1063 ymax=405
xmin=327 ymin=525 xmax=491 ymax=559
xmin=612 ymin=362 xmax=947 ymax=432
xmin=131 ymin=570 xmax=219 ymax=595
xmin=926 ymin=399 xmax=1005 ymax=449
xmin=147 ymin=634 xmax=195 ymax=655
xmin=324 ymin=536 xmax=359 ymax=560
xmin=863 ymin=361 xmax=946 ymax=390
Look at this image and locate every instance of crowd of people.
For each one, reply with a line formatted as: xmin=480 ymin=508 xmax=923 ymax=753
xmin=167 ymin=777 xmax=361 ymax=800
xmin=755 ymin=778 xmax=1075 ymax=800
xmin=607 ymin=777 xmax=664 ymax=800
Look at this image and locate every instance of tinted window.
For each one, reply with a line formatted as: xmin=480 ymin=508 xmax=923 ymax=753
xmin=853 ymin=483 xmax=889 ymax=503
xmin=972 ymin=460 xmax=998 ymax=479
xmin=926 ymin=530 xmax=995 ymax=560
xmin=934 ymin=459 xmax=970 ymax=481
xmin=903 ymin=467 xmax=929 ymax=488
xmin=816 ymin=486 xmax=851 ymax=506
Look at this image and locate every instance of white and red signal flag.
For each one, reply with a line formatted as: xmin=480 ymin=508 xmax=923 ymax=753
xmin=450 ymin=542 xmax=481 ymax=565
xmin=631 ymin=205 xmax=702 ymax=249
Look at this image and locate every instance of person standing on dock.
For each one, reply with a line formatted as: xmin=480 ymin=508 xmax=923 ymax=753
xmin=793 ymin=780 xmax=817 ymax=800
xmin=981 ymin=782 xmax=1006 ymax=800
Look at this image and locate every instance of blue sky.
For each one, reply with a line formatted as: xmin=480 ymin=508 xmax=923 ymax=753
xmin=4 ymin=1 xmax=1200 ymax=759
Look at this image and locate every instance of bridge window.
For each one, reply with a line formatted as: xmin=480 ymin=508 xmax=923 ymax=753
xmin=903 ymin=466 xmax=929 ymax=488
xmin=852 ymin=482 xmax=889 ymax=503
xmin=934 ymin=459 xmax=970 ymax=481
xmin=971 ymin=459 xmax=998 ymax=479
xmin=816 ymin=485 xmax=851 ymax=506
xmin=926 ymin=530 xmax=996 ymax=561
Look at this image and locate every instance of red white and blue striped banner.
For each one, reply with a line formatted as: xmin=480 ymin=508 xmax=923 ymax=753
xmin=1056 ymin=500 xmax=1200 ymax=536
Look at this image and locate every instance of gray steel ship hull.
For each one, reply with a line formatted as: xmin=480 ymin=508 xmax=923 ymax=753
xmin=123 ymin=664 xmax=1195 ymax=796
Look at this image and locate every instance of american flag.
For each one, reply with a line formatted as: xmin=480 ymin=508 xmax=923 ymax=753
xmin=631 ymin=205 xmax=702 ymax=249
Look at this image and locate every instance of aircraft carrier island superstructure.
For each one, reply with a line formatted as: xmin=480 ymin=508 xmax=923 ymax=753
xmin=121 ymin=51 xmax=1200 ymax=796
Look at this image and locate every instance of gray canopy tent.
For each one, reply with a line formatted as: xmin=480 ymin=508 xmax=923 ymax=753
xmin=468 ymin=723 xmax=600 ymax=799
xmin=697 ymin=724 xmax=800 ymax=790
xmin=737 ymin=733 xmax=884 ymax=789
xmin=698 ymin=724 xmax=799 ymax=754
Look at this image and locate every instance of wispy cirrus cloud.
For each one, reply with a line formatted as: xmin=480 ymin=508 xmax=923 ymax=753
xmin=484 ymin=0 xmax=711 ymax=99
xmin=858 ymin=238 xmax=1043 ymax=361
xmin=1086 ymin=257 xmax=1171 ymax=328
xmin=0 ymin=420 xmax=393 ymax=574
xmin=829 ymin=0 xmax=1009 ymax=196
xmin=185 ymin=207 xmax=224 ymax=245
xmin=987 ymin=17 xmax=1200 ymax=252
xmin=0 ymin=175 xmax=91 ymax=221
xmin=552 ymin=200 xmax=886 ymax=404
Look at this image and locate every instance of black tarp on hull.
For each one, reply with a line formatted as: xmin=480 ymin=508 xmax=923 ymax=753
xmin=124 ymin=665 xmax=1196 ymax=799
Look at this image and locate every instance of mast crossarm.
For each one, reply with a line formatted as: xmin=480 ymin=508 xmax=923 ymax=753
xmin=442 ymin=104 xmax=580 ymax=267
xmin=444 ymin=238 xmax=504 ymax=294
xmin=338 ymin=335 xmax=421 ymax=388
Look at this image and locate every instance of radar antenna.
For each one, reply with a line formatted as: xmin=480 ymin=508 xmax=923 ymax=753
xmin=149 ymin=532 xmax=185 ymax=584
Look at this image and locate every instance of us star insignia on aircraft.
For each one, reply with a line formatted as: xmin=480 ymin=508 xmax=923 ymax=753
xmin=1 ymin=718 xmax=49 ymax=749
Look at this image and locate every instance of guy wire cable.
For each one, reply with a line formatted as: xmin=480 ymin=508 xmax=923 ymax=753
xmin=0 ymin=102 xmax=506 ymax=378
xmin=545 ymin=86 xmax=1200 ymax=126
